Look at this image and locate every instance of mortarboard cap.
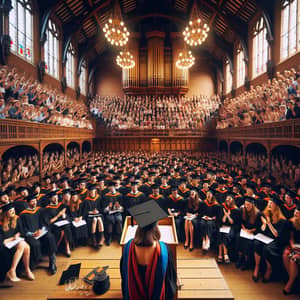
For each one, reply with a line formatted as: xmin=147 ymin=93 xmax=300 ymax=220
xmin=2 ymin=202 xmax=14 ymax=212
xmin=26 ymin=194 xmax=37 ymax=202
xmin=286 ymin=189 xmax=298 ymax=198
xmin=128 ymin=200 xmax=168 ymax=230
xmin=88 ymin=184 xmax=97 ymax=191
xmin=48 ymin=191 xmax=57 ymax=198
xmin=71 ymin=190 xmax=79 ymax=196
xmin=107 ymin=181 xmax=115 ymax=187
xmin=270 ymin=195 xmax=284 ymax=206
xmin=92 ymin=266 xmax=110 ymax=295
xmin=244 ymin=196 xmax=255 ymax=204
xmin=62 ymin=189 xmax=71 ymax=195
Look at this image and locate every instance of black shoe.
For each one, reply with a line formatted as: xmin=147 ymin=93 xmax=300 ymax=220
xmin=240 ymin=260 xmax=249 ymax=271
xmin=49 ymin=263 xmax=57 ymax=275
xmin=189 ymin=247 xmax=194 ymax=252
xmin=282 ymin=288 xmax=293 ymax=295
xmin=106 ymin=236 xmax=112 ymax=246
xmin=184 ymin=245 xmax=188 ymax=250
xmin=252 ymin=275 xmax=259 ymax=282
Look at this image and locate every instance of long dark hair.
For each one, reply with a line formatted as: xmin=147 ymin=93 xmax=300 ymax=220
xmin=133 ymin=224 xmax=161 ymax=247
xmin=188 ymin=190 xmax=200 ymax=210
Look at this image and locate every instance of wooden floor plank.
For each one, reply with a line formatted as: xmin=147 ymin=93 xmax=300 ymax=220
xmin=177 ymin=259 xmax=216 ymax=268
xmin=178 ymin=268 xmax=222 ymax=278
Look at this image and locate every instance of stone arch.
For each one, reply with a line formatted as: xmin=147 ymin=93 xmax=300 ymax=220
xmin=271 ymin=145 xmax=300 ymax=165
xmin=230 ymin=141 xmax=243 ymax=154
xmin=245 ymin=143 xmax=267 ymax=155
xmin=219 ymin=140 xmax=228 ymax=153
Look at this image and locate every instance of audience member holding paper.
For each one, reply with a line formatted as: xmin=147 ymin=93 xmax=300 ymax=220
xmin=236 ymin=196 xmax=262 ymax=271
xmin=0 ymin=203 xmax=34 ymax=282
xmin=66 ymin=190 xmax=88 ymax=247
xmin=217 ymin=194 xmax=241 ymax=264
xmin=183 ymin=190 xmax=201 ymax=252
xmin=253 ymin=196 xmax=288 ymax=283
xmin=43 ymin=191 xmax=72 ymax=257
xmin=282 ymin=203 xmax=300 ymax=295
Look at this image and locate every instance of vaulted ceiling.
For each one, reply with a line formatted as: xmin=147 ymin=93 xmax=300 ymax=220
xmin=37 ymin=0 xmax=265 ymax=69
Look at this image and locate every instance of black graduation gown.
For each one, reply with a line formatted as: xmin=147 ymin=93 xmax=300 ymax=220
xmin=66 ymin=204 xmax=88 ymax=245
xmin=254 ymin=218 xmax=288 ymax=264
xmin=159 ymin=184 xmax=171 ymax=198
xmin=217 ymin=204 xmax=241 ymax=248
xmin=199 ymin=200 xmax=222 ymax=240
xmin=43 ymin=202 xmax=73 ymax=245
xmin=148 ymin=194 xmax=166 ymax=211
xmin=18 ymin=206 xmax=56 ymax=259
xmin=214 ymin=188 xmax=228 ymax=204
xmin=281 ymin=203 xmax=296 ymax=220
xmin=124 ymin=191 xmax=146 ymax=211
xmin=120 ymin=243 xmax=177 ymax=300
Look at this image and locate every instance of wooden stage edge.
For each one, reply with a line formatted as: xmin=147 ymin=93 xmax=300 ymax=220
xmin=47 ymin=258 xmax=234 ymax=300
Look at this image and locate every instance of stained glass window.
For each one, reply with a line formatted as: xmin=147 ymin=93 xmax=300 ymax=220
xmin=252 ymin=17 xmax=268 ymax=78
xmin=225 ymin=59 xmax=232 ymax=94
xmin=44 ymin=19 xmax=59 ymax=79
xmin=9 ymin=0 xmax=33 ymax=63
xmin=66 ymin=43 xmax=75 ymax=89
xmin=281 ymin=0 xmax=299 ymax=60
xmin=236 ymin=43 xmax=246 ymax=88
xmin=79 ymin=60 xmax=87 ymax=96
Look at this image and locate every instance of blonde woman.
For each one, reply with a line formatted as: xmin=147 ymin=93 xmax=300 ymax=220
xmin=0 ymin=203 xmax=34 ymax=282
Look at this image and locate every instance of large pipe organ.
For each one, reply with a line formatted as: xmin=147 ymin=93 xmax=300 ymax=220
xmin=122 ymin=31 xmax=189 ymax=95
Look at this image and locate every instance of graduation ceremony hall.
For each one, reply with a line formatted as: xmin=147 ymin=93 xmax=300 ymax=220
xmin=1 ymin=0 xmax=300 ymax=299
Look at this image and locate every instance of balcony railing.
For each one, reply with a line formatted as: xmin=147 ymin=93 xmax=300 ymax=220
xmin=99 ymin=128 xmax=208 ymax=137
xmin=215 ymin=119 xmax=300 ymax=139
xmin=0 ymin=119 xmax=95 ymax=140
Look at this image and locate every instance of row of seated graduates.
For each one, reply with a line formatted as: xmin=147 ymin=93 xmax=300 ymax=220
xmin=0 ymin=151 xmax=299 ymax=294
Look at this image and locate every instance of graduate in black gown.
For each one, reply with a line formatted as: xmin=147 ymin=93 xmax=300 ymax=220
xmin=236 ymin=196 xmax=262 ymax=270
xmin=120 ymin=200 xmax=177 ymax=300
xmin=0 ymin=203 xmax=34 ymax=282
xmin=253 ymin=196 xmax=288 ymax=283
xmin=199 ymin=189 xmax=221 ymax=251
xmin=281 ymin=190 xmax=297 ymax=220
xmin=66 ymin=190 xmax=88 ymax=246
xmin=217 ymin=194 xmax=241 ymax=264
xmin=167 ymin=186 xmax=185 ymax=243
xmin=18 ymin=194 xmax=57 ymax=274
xmin=103 ymin=181 xmax=124 ymax=245
xmin=282 ymin=204 xmax=300 ymax=295
xmin=43 ymin=191 xmax=72 ymax=257
xmin=183 ymin=190 xmax=201 ymax=251
xmin=82 ymin=184 xmax=105 ymax=248
xmin=124 ymin=180 xmax=146 ymax=210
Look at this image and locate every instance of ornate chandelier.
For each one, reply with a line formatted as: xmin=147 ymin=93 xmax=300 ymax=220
xmin=183 ymin=18 xmax=209 ymax=46
xmin=176 ymin=49 xmax=195 ymax=69
xmin=103 ymin=0 xmax=130 ymax=47
xmin=116 ymin=51 xmax=135 ymax=69
xmin=183 ymin=0 xmax=210 ymax=46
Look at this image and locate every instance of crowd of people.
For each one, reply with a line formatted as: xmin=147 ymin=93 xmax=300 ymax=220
xmin=0 ymin=65 xmax=93 ymax=129
xmin=217 ymin=66 xmax=300 ymax=129
xmin=0 ymin=151 xmax=299 ymax=295
xmin=90 ymin=94 xmax=220 ymax=129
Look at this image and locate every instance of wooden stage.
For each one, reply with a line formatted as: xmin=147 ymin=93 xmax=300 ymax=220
xmin=47 ymin=257 xmax=233 ymax=300
xmin=1 ymin=242 xmax=299 ymax=300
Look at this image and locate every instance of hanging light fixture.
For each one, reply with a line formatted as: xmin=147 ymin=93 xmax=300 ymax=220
xmin=183 ymin=0 xmax=210 ymax=46
xmin=116 ymin=50 xmax=135 ymax=69
xmin=103 ymin=0 xmax=130 ymax=47
xmin=176 ymin=49 xmax=195 ymax=69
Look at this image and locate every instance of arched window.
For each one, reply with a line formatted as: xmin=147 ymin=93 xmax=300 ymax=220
xmin=281 ymin=0 xmax=299 ymax=60
xmin=79 ymin=60 xmax=87 ymax=96
xmin=252 ymin=17 xmax=268 ymax=78
xmin=44 ymin=19 xmax=59 ymax=79
xmin=236 ymin=44 xmax=246 ymax=88
xmin=9 ymin=0 xmax=33 ymax=63
xmin=66 ymin=43 xmax=75 ymax=89
xmin=225 ymin=59 xmax=232 ymax=94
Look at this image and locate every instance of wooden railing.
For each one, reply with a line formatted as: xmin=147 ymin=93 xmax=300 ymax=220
xmin=97 ymin=127 xmax=208 ymax=137
xmin=215 ymin=119 xmax=300 ymax=139
xmin=0 ymin=119 xmax=95 ymax=140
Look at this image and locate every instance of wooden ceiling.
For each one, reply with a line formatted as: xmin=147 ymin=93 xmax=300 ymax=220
xmin=38 ymin=0 xmax=261 ymax=67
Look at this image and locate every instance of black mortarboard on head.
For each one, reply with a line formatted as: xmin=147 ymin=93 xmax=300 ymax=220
xmin=217 ymin=178 xmax=227 ymax=185
xmin=296 ymin=202 xmax=300 ymax=210
xmin=48 ymin=191 xmax=57 ymax=198
xmin=88 ymin=184 xmax=97 ymax=191
xmin=171 ymin=186 xmax=178 ymax=192
xmin=131 ymin=180 xmax=140 ymax=186
xmin=43 ymin=175 xmax=51 ymax=181
xmin=2 ymin=202 xmax=14 ymax=212
xmin=107 ymin=181 xmax=115 ymax=187
xmin=71 ymin=190 xmax=79 ymax=196
xmin=62 ymin=189 xmax=71 ymax=195
xmin=128 ymin=200 xmax=168 ymax=230
xmin=271 ymin=195 xmax=284 ymax=207
xmin=246 ymin=182 xmax=257 ymax=190
xmin=27 ymin=193 xmax=37 ymax=202
xmin=244 ymin=196 xmax=255 ymax=204
xmin=152 ymin=184 xmax=159 ymax=190
xmin=286 ymin=189 xmax=297 ymax=198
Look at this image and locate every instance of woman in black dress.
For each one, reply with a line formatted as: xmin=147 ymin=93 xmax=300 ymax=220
xmin=217 ymin=194 xmax=241 ymax=264
xmin=282 ymin=204 xmax=300 ymax=295
xmin=183 ymin=190 xmax=201 ymax=251
xmin=253 ymin=196 xmax=288 ymax=282
xmin=236 ymin=196 xmax=262 ymax=270
xmin=199 ymin=189 xmax=221 ymax=251
xmin=66 ymin=190 xmax=88 ymax=246
xmin=0 ymin=203 xmax=34 ymax=281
